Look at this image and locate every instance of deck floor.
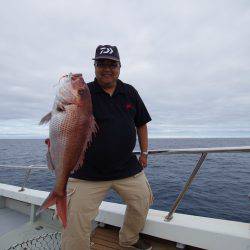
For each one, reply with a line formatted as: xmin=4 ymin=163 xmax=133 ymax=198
xmin=0 ymin=208 xmax=29 ymax=237
xmin=0 ymin=208 xmax=204 ymax=249
xmin=90 ymin=225 xmax=204 ymax=250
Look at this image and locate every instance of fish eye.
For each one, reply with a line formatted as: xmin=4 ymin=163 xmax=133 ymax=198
xmin=56 ymin=106 xmax=65 ymax=112
xmin=78 ymin=89 xmax=85 ymax=95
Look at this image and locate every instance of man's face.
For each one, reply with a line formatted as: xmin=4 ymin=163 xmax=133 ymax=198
xmin=94 ymin=59 xmax=120 ymax=88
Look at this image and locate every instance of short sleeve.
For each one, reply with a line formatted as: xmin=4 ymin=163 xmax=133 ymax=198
xmin=133 ymin=89 xmax=152 ymax=127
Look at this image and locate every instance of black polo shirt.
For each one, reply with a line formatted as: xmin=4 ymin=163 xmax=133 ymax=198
xmin=70 ymin=78 xmax=151 ymax=181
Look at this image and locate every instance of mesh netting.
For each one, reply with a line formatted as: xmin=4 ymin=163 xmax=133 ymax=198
xmin=7 ymin=232 xmax=61 ymax=250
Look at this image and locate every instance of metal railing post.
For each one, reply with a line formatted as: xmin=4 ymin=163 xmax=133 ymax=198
xmin=165 ymin=152 xmax=208 ymax=221
xmin=18 ymin=165 xmax=33 ymax=192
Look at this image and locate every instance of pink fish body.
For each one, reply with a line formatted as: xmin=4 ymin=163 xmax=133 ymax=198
xmin=38 ymin=73 xmax=97 ymax=227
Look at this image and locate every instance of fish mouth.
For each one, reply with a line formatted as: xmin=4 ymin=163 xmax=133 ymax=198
xmin=56 ymin=73 xmax=88 ymax=107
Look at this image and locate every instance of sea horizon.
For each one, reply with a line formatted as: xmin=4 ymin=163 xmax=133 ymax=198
xmin=0 ymin=136 xmax=250 ymax=140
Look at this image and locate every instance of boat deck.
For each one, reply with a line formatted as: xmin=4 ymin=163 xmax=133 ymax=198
xmin=1 ymin=184 xmax=249 ymax=250
xmin=0 ymin=208 xmax=203 ymax=250
xmin=91 ymin=225 xmax=203 ymax=250
xmin=0 ymin=208 xmax=60 ymax=250
xmin=0 ymin=208 xmax=29 ymax=237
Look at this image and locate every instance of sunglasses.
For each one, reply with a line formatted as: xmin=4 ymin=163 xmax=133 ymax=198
xmin=94 ymin=61 xmax=120 ymax=69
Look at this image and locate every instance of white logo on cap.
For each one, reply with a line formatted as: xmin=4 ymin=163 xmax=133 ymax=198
xmin=100 ymin=47 xmax=113 ymax=54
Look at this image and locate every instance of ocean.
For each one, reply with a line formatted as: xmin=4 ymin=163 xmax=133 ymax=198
xmin=0 ymin=138 xmax=249 ymax=223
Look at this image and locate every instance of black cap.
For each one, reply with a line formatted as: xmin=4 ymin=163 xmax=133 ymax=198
xmin=92 ymin=45 xmax=120 ymax=62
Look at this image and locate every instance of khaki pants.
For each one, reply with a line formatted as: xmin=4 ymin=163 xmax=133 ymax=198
xmin=61 ymin=171 xmax=153 ymax=250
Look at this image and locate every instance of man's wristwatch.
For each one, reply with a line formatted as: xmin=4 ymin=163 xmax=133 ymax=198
xmin=141 ymin=151 xmax=148 ymax=156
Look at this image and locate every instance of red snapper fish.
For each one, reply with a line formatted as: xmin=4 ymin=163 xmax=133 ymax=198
xmin=38 ymin=73 xmax=97 ymax=227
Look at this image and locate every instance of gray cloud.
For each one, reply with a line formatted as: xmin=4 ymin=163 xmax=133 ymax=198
xmin=0 ymin=0 xmax=250 ymax=138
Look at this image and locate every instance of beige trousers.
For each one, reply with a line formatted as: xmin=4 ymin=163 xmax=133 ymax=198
xmin=61 ymin=171 xmax=153 ymax=250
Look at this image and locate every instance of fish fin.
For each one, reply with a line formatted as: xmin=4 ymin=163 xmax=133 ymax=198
xmin=72 ymin=116 xmax=98 ymax=172
xmin=91 ymin=115 xmax=98 ymax=135
xmin=86 ymin=115 xmax=98 ymax=143
xmin=36 ymin=191 xmax=67 ymax=228
xmin=39 ymin=112 xmax=52 ymax=125
xmin=46 ymin=149 xmax=55 ymax=170
xmin=85 ymin=115 xmax=98 ymax=149
xmin=44 ymin=138 xmax=55 ymax=170
xmin=45 ymin=138 xmax=50 ymax=147
xmin=73 ymin=153 xmax=85 ymax=172
xmin=36 ymin=191 xmax=57 ymax=215
xmin=56 ymin=195 xmax=67 ymax=228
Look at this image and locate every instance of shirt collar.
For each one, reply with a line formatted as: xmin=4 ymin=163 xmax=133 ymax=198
xmin=92 ymin=78 xmax=125 ymax=95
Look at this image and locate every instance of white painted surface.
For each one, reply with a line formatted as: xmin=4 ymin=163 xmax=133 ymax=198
xmin=0 ymin=183 xmax=250 ymax=250
xmin=0 ymin=208 xmax=29 ymax=237
xmin=96 ymin=201 xmax=250 ymax=250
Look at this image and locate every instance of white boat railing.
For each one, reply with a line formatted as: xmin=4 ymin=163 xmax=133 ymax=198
xmin=1 ymin=146 xmax=250 ymax=221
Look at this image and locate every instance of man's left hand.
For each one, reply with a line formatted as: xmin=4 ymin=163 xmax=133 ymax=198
xmin=139 ymin=154 xmax=148 ymax=168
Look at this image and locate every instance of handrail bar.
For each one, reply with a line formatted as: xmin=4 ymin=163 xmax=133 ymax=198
xmin=0 ymin=146 xmax=250 ymax=170
xmin=135 ymin=146 xmax=250 ymax=155
xmin=0 ymin=165 xmax=47 ymax=170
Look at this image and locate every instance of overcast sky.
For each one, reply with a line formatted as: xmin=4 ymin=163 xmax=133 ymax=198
xmin=0 ymin=0 xmax=250 ymax=138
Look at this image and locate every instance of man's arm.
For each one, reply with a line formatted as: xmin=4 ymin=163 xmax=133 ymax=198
xmin=136 ymin=124 xmax=148 ymax=168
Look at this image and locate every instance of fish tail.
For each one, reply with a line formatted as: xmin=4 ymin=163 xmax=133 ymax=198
xmin=39 ymin=112 xmax=52 ymax=125
xmin=36 ymin=191 xmax=67 ymax=228
xmin=56 ymin=196 xmax=67 ymax=228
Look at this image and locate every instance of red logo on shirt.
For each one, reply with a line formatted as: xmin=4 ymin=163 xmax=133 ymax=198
xmin=126 ymin=103 xmax=133 ymax=110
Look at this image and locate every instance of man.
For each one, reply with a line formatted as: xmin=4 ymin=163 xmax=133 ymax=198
xmin=62 ymin=45 xmax=153 ymax=250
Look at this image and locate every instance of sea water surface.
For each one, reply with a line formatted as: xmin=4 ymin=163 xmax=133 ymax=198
xmin=0 ymin=138 xmax=249 ymax=223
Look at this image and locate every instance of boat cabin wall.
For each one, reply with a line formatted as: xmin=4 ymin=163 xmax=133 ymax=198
xmin=5 ymin=197 xmax=30 ymax=216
